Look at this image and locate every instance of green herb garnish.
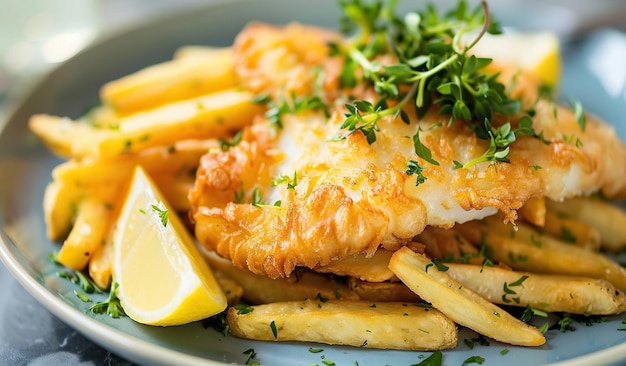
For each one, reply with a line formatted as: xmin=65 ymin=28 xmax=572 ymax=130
xmin=411 ymin=350 xmax=443 ymax=366
xmin=88 ymin=282 xmax=126 ymax=318
xmin=218 ymin=130 xmax=244 ymax=151
xmin=57 ymin=269 xmax=102 ymax=294
xmin=251 ymin=188 xmax=264 ymax=207
xmin=333 ymin=0 xmax=546 ymax=172
xmin=462 ymin=355 xmax=485 ymax=365
xmin=151 ymin=204 xmax=169 ymax=227
xmin=234 ymin=303 xmax=254 ymax=315
xmin=265 ymin=91 xmax=329 ymax=133
xmin=243 ymin=348 xmax=257 ymax=365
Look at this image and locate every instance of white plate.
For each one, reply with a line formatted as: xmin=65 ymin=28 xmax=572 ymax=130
xmin=2 ymin=1 xmax=626 ymax=365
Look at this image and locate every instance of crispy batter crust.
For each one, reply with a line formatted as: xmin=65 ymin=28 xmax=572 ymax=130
xmin=190 ymin=23 xmax=626 ymax=278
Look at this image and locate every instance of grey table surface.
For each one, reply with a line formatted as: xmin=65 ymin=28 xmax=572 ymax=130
xmin=0 ymin=263 xmax=134 ymax=366
xmin=0 ymin=2 xmax=203 ymax=365
xmin=1 ymin=1 xmax=626 ymax=365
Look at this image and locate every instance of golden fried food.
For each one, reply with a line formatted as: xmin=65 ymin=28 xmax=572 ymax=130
xmin=190 ymin=22 xmax=626 ymax=279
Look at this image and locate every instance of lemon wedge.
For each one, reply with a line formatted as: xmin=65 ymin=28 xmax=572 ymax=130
xmin=470 ymin=31 xmax=561 ymax=87
xmin=112 ymin=166 xmax=227 ymax=326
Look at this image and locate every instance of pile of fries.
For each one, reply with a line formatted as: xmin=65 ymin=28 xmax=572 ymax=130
xmin=31 ymin=43 xmax=626 ymax=352
xmin=31 ymin=46 xmax=262 ymax=289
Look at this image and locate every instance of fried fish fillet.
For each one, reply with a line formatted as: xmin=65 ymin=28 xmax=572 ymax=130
xmin=190 ymin=23 xmax=626 ymax=278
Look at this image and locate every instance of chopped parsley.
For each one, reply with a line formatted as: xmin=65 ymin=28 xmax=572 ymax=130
xmin=426 ymin=258 xmax=449 ymax=272
xmin=462 ymin=355 xmax=485 ymax=365
xmin=243 ymin=348 xmax=257 ymax=365
xmin=501 ymin=275 xmax=528 ymax=304
xmin=332 ymin=0 xmax=547 ymax=173
xmin=88 ymin=282 xmax=126 ymax=318
xmin=560 ymin=227 xmax=577 ymax=243
xmin=411 ymin=350 xmax=443 ymax=366
xmin=234 ymin=303 xmax=254 ymax=315
xmin=57 ymin=269 xmax=103 ymax=294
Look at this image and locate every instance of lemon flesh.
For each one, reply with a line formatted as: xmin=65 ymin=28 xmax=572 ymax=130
xmin=113 ymin=166 xmax=227 ymax=326
xmin=470 ymin=31 xmax=561 ymax=87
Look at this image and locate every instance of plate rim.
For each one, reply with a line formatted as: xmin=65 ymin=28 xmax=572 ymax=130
xmin=2 ymin=0 xmax=626 ymax=364
xmin=0 ymin=231 xmax=227 ymax=366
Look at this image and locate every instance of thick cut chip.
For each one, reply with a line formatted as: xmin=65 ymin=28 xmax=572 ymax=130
xmin=389 ymin=247 xmax=545 ymax=346
xmin=227 ymin=299 xmax=458 ymax=351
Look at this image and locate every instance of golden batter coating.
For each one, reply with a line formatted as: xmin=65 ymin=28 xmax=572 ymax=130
xmin=190 ymin=23 xmax=626 ymax=278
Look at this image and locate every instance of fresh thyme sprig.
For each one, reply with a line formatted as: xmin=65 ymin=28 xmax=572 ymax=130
xmin=256 ymin=67 xmax=331 ymax=135
xmin=272 ymin=171 xmax=298 ymax=190
xmin=334 ymin=0 xmax=541 ymax=171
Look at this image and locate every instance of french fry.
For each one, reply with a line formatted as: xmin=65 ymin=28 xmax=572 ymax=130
xmin=314 ymin=249 xmax=397 ymax=282
xmin=388 ymin=247 xmax=545 ymax=346
xmin=227 ymin=299 xmax=457 ymax=351
xmin=518 ymin=197 xmax=546 ymax=227
xmin=43 ymin=180 xmax=119 ymax=241
xmin=99 ymin=88 xmax=261 ymax=157
xmin=29 ymin=115 xmax=105 ymax=159
xmin=88 ymin=186 xmax=127 ymax=290
xmin=100 ymin=47 xmax=237 ymax=115
xmin=89 ymin=227 xmax=114 ymax=290
xmin=214 ymin=274 xmax=244 ymax=306
xmin=29 ymin=89 xmax=263 ymax=159
xmin=52 ymin=139 xmax=215 ymax=186
xmin=418 ymin=226 xmax=484 ymax=265
xmin=455 ymin=221 xmax=626 ymax=291
xmin=43 ymin=180 xmax=79 ymax=241
xmin=173 ymin=46 xmax=232 ymax=60
xmin=204 ymin=251 xmax=359 ymax=304
xmin=58 ymin=188 xmax=119 ymax=271
xmin=546 ymin=197 xmax=626 ymax=251
xmin=445 ymin=263 xmax=626 ymax=315
xmin=481 ymin=213 xmax=599 ymax=252
xmin=346 ymin=277 xmax=420 ymax=302
xmin=542 ymin=210 xmax=601 ymax=251
xmin=83 ymin=104 xmax=119 ymax=130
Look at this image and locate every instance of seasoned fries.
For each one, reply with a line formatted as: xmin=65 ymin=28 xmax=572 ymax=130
xmin=445 ymin=263 xmax=626 ymax=315
xmin=101 ymin=46 xmax=237 ymax=115
xmin=346 ymin=277 xmax=420 ymax=302
xmin=51 ymin=139 xmax=216 ymax=186
xmin=30 ymin=89 xmax=263 ymax=159
xmin=58 ymin=193 xmax=118 ymax=270
xmin=227 ymin=300 xmax=458 ymax=351
xmin=88 ymin=226 xmax=115 ymax=290
xmin=542 ymin=210 xmax=601 ymax=251
xmin=389 ymin=248 xmax=545 ymax=346
xmin=455 ymin=220 xmax=626 ymax=291
xmin=546 ymin=197 xmax=626 ymax=251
